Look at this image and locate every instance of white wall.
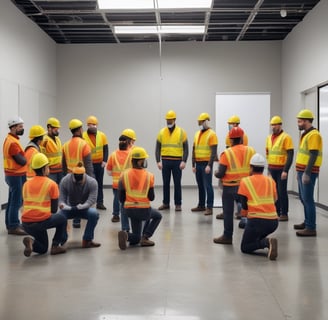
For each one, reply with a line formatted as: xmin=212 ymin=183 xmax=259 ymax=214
xmin=282 ymin=0 xmax=328 ymax=192
xmin=57 ymin=41 xmax=282 ymax=186
xmin=0 ymin=1 xmax=57 ymax=205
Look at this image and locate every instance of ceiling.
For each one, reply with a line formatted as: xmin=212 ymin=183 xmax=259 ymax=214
xmin=11 ymin=0 xmax=320 ymax=44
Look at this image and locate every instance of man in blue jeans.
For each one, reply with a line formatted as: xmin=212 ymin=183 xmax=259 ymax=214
xmin=59 ymin=162 xmax=101 ymax=248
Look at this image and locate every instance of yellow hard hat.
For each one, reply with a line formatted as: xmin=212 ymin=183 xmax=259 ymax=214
xmin=297 ymin=109 xmax=314 ymax=120
xmin=29 ymin=125 xmax=47 ymax=139
xmin=121 ymin=128 xmax=137 ymax=141
xmin=69 ymin=119 xmax=83 ymax=130
xmin=87 ymin=115 xmax=98 ymax=125
xmin=131 ymin=147 xmax=149 ymax=159
xmin=165 ymin=110 xmax=176 ymax=120
xmin=47 ymin=117 xmax=61 ymax=128
xmin=31 ymin=153 xmax=49 ymax=170
xmin=228 ymin=115 xmax=240 ymax=124
xmin=270 ymin=116 xmax=283 ymax=125
xmin=198 ymin=112 xmax=210 ymax=121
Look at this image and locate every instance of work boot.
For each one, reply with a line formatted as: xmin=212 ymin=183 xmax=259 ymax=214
xmin=8 ymin=227 xmax=28 ymax=236
xmin=50 ymin=245 xmax=66 ymax=255
xmin=175 ymin=205 xmax=182 ymax=212
xmin=23 ymin=237 xmax=34 ymax=257
xmin=293 ymin=222 xmax=305 ymax=230
xmin=97 ymin=203 xmax=107 ymax=210
xmin=140 ymin=236 xmax=155 ymax=247
xmin=279 ymin=215 xmax=289 ymax=221
xmin=158 ymin=204 xmax=170 ymax=210
xmin=296 ymin=229 xmax=317 ymax=237
xmin=216 ymin=213 xmax=224 ymax=220
xmin=213 ymin=235 xmax=232 ymax=245
xmin=204 ymin=208 xmax=213 ymax=216
xmin=82 ymin=240 xmax=101 ymax=248
xmin=118 ymin=231 xmax=128 ymax=250
xmin=73 ymin=222 xmax=81 ymax=228
xmin=235 ymin=212 xmax=241 ymax=220
xmin=191 ymin=206 xmax=206 ymax=212
xmin=268 ymin=238 xmax=278 ymax=260
xmin=111 ymin=215 xmax=120 ymax=223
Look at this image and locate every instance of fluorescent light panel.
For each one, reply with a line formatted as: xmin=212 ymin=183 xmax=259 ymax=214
xmin=114 ymin=25 xmax=205 ymax=34
xmin=98 ymin=0 xmax=212 ymax=10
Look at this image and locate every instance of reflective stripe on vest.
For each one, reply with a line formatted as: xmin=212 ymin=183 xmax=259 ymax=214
xmin=63 ymin=138 xmax=86 ymax=172
xmin=194 ymin=130 xmax=213 ymax=161
xmin=41 ymin=135 xmax=62 ymax=169
xmin=3 ymin=134 xmax=27 ymax=174
xmin=267 ymin=132 xmax=288 ymax=165
xmin=83 ymin=131 xmax=105 ymax=163
xmin=159 ymin=126 xmax=184 ymax=157
xmin=111 ymin=151 xmax=132 ymax=188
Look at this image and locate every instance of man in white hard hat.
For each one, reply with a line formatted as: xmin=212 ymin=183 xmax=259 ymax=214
xmin=238 ymin=153 xmax=279 ymax=261
xmin=3 ymin=117 xmax=28 ymax=235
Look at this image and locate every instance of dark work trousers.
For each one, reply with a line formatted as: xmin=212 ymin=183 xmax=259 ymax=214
xmin=222 ymin=185 xmax=239 ymax=238
xmin=195 ymin=161 xmax=214 ymax=209
xmin=269 ymin=168 xmax=289 ymax=216
xmin=93 ymin=163 xmax=104 ymax=205
xmin=126 ymin=207 xmax=162 ymax=245
xmin=161 ymin=159 xmax=182 ymax=206
xmin=22 ymin=213 xmax=67 ymax=254
xmin=240 ymin=218 xmax=278 ymax=254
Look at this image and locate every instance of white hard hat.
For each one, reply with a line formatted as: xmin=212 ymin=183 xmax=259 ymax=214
xmin=8 ymin=117 xmax=24 ymax=128
xmin=250 ymin=153 xmax=266 ymax=167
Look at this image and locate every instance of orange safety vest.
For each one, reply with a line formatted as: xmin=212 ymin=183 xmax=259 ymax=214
xmin=158 ymin=126 xmax=186 ymax=158
xmin=220 ymin=145 xmax=255 ymax=186
xmin=83 ymin=131 xmax=108 ymax=163
xmin=22 ymin=176 xmax=59 ymax=222
xmin=62 ymin=137 xmax=91 ymax=172
xmin=3 ymin=134 xmax=27 ymax=175
xmin=107 ymin=149 xmax=132 ymax=189
xmin=25 ymin=146 xmax=39 ymax=180
xmin=238 ymin=174 xmax=277 ymax=220
xmin=41 ymin=135 xmax=62 ymax=173
xmin=122 ymin=168 xmax=154 ymax=209
xmin=193 ymin=129 xmax=218 ymax=161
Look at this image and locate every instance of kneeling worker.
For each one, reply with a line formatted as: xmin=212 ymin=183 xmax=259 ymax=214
xmin=117 ymin=147 xmax=162 ymax=250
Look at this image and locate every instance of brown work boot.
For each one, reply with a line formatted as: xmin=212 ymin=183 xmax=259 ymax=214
xmin=82 ymin=240 xmax=101 ymax=248
xmin=296 ymin=229 xmax=317 ymax=237
xmin=140 ymin=236 xmax=155 ymax=247
xmin=50 ymin=245 xmax=66 ymax=255
xmin=235 ymin=212 xmax=241 ymax=220
xmin=23 ymin=237 xmax=34 ymax=257
xmin=118 ymin=231 xmax=128 ymax=250
xmin=213 ymin=235 xmax=232 ymax=245
xmin=268 ymin=238 xmax=278 ymax=260
xmin=8 ymin=227 xmax=28 ymax=236
xmin=279 ymin=215 xmax=289 ymax=222
xmin=175 ymin=205 xmax=182 ymax=212
xmin=96 ymin=203 xmax=107 ymax=210
xmin=158 ymin=204 xmax=170 ymax=210
xmin=204 ymin=208 xmax=213 ymax=216
xmin=293 ymin=222 xmax=305 ymax=230
xmin=216 ymin=213 xmax=224 ymax=220
xmin=191 ymin=206 xmax=206 ymax=212
xmin=111 ymin=215 xmax=120 ymax=223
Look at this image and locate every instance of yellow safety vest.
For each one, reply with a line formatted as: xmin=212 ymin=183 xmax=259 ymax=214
xmin=83 ymin=131 xmax=107 ymax=163
xmin=194 ymin=129 xmax=217 ymax=161
xmin=266 ymin=132 xmax=290 ymax=166
xmin=41 ymin=135 xmax=62 ymax=172
xmin=158 ymin=126 xmax=186 ymax=158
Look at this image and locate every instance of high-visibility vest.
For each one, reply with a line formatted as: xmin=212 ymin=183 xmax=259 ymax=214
xmin=266 ymin=132 xmax=293 ymax=166
xmin=3 ymin=134 xmax=27 ymax=175
xmin=41 ymin=135 xmax=62 ymax=173
xmin=107 ymin=149 xmax=132 ymax=189
xmin=25 ymin=146 xmax=39 ymax=180
xmin=83 ymin=131 xmax=108 ymax=163
xmin=62 ymin=137 xmax=91 ymax=172
xmin=296 ymin=129 xmax=322 ymax=173
xmin=158 ymin=126 xmax=186 ymax=158
xmin=122 ymin=168 xmax=154 ymax=209
xmin=220 ymin=145 xmax=255 ymax=186
xmin=238 ymin=174 xmax=277 ymax=220
xmin=225 ymin=132 xmax=248 ymax=148
xmin=193 ymin=129 xmax=218 ymax=161
xmin=22 ymin=176 xmax=59 ymax=222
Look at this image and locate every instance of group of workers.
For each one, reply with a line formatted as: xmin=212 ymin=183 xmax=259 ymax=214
xmin=2 ymin=107 xmax=322 ymax=260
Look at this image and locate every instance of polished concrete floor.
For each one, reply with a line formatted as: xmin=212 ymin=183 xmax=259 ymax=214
xmin=1 ymin=187 xmax=328 ymax=320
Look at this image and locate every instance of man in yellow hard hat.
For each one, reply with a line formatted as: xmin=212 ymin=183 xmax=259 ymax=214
xmin=3 ymin=116 xmax=28 ymax=235
xmin=41 ymin=117 xmax=63 ymax=184
xmin=83 ymin=115 xmax=109 ymax=210
xmin=266 ymin=116 xmax=294 ymax=222
xmin=191 ymin=112 xmax=218 ymax=215
xmin=225 ymin=115 xmax=248 ymax=148
xmin=294 ymin=109 xmax=322 ymax=237
xmin=155 ymin=110 xmax=188 ymax=212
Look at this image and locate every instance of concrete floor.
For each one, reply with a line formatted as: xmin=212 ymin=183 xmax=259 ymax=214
xmin=1 ymin=187 xmax=328 ymax=320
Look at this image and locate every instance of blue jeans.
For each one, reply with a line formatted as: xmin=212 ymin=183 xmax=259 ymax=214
xmin=195 ymin=161 xmax=214 ymax=208
xmin=60 ymin=207 xmax=99 ymax=241
xmin=222 ymin=185 xmax=239 ymax=238
xmin=269 ymin=168 xmax=289 ymax=216
xmin=126 ymin=208 xmax=162 ymax=245
xmin=22 ymin=213 xmax=67 ymax=254
xmin=93 ymin=163 xmax=104 ymax=205
xmin=241 ymin=218 xmax=278 ymax=254
xmin=112 ymin=188 xmax=130 ymax=231
xmin=161 ymin=159 xmax=182 ymax=206
xmin=5 ymin=175 xmax=26 ymax=229
xmin=297 ymin=171 xmax=318 ymax=230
